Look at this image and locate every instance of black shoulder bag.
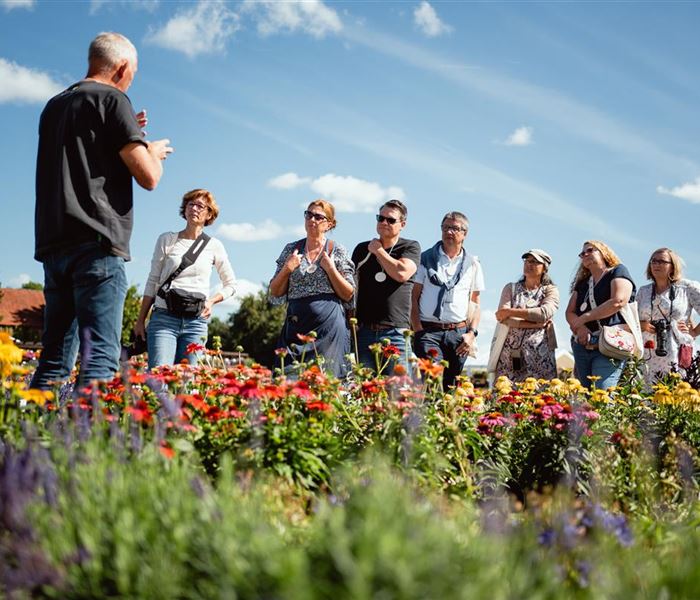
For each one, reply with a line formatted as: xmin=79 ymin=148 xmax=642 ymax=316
xmin=157 ymin=233 xmax=211 ymax=318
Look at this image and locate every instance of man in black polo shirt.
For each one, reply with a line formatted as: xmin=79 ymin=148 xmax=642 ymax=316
xmin=352 ymin=199 xmax=420 ymax=372
xmin=31 ymin=32 xmax=173 ymax=390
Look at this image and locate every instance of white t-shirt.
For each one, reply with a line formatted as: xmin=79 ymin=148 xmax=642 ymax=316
xmin=144 ymin=232 xmax=236 ymax=310
xmin=415 ymin=247 xmax=485 ymax=323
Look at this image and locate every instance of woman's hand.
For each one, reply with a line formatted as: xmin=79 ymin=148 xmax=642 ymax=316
xmin=569 ymin=315 xmax=589 ymax=333
xmin=200 ymin=299 xmax=214 ymax=320
xmin=677 ymin=320 xmax=690 ymax=334
xmin=574 ymin=326 xmax=591 ymax=346
xmin=134 ymin=319 xmax=146 ymax=340
xmin=640 ymin=320 xmax=656 ymax=334
xmin=285 ymin=249 xmax=302 ymax=273
xmin=495 ymin=307 xmax=512 ymax=322
xmin=319 ymin=250 xmax=335 ymax=273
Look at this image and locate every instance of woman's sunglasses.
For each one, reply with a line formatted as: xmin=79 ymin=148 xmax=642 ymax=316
xmin=304 ymin=210 xmax=328 ymax=222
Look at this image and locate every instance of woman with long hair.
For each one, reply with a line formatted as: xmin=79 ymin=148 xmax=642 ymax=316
xmin=565 ymin=240 xmax=635 ymax=389
xmin=637 ymin=247 xmax=700 ymax=384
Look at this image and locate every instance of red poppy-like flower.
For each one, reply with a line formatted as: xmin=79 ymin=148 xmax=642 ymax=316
xmin=382 ymin=344 xmax=401 ymax=359
xmin=393 ymin=364 xmax=408 ymax=376
xmin=159 ymin=441 xmax=175 ymax=460
xmin=644 ymin=339 xmax=655 ymax=349
xmin=126 ymin=400 xmax=153 ymax=424
xmin=427 ymin=348 xmax=440 ymax=359
xmin=307 ymin=400 xmax=332 ymax=412
xmin=186 ymin=342 xmax=206 ymax=355
xmin=296 ymin=333 xmax=316 ymax=344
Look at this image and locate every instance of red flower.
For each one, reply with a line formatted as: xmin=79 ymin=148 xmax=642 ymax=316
xmin=644 ymin=339 xmax=655 ymax=349
xmin=186 ymin=342 xmax=206 ymax=355
xmin=296 ymin=333 xmax=316 ymax=344
xmin=159 ymin=441 xmax=175 ymax=460
xmin=427 ymin=348 xmax=439 ymax=359
xmin=306 ymin=400 xmax=332 ymax=412
xmin=126 ymin=400 xmax=153 ymax=424
xmin=382 ymin=344 xmax=401 ymax=359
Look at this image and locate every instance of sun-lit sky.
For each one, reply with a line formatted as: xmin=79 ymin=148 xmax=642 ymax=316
xmin=2 ymin=0 xmax=700 ymax=362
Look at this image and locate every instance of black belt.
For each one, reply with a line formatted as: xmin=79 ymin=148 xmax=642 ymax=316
xmin=420 ymin=320 xmax=467 ymax=331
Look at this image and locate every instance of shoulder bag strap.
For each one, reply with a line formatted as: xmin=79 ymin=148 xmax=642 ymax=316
xmin=157 ymin=233 xmax=211 ymax=299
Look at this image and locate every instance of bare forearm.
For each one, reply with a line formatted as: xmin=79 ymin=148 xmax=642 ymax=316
xmin=269 ymin=270 xmax=290 ymax=298
xmin=326 ymin=268 xmax=354 ymax=302
xmin=137 ymin=296 xmax=155 ymax=323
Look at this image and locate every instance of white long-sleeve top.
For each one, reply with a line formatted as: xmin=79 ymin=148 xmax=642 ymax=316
xmin=144 ymin=232 xmax=236 ymax=310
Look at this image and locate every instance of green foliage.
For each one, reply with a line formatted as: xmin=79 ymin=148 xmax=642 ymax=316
xmin=21 ymin=281 xmax=44 ymax=290
xmin=227 ymin=289 xmax=286 ymax=363
xmin=120 ymin=285 xmax=141 ymax=346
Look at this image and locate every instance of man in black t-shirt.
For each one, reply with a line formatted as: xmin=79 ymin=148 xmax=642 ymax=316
xmin=31 ymin=32 xmax=173 ymax=390
xmin=351 ymin=199 xmax=420 ymax=373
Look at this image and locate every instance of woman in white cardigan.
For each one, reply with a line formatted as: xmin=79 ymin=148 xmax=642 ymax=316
xmin=134 ymin=189 xmax=236 ymax=368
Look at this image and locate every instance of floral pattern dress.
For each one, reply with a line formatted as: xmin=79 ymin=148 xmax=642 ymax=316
xmin=495 ymin=282 xmax=558 ymax=382
xmin=637 ymin=279 xmax=700 ymax=385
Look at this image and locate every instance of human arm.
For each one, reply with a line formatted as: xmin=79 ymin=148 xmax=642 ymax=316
xmin=411 ymin=283 xmax=424 ymax=333
xmin=119 ymin=139 xmax=172 ymax=191
xmin=269 ymin=244 xmax=301 ymax=298
xmin=319 ymin=246 xmax=354 ymax=302
xmin=368 ymin=239 xmax=418 ymax=283
xmin=456 ymin=291 xmax=480 ymax=357
xmin=134 ymin=295 xmax=155 ymax=340
xmin=568 ymin=278 xmax=633 ymax=333
xmin=201 ymin=241 xmax=237 ymax=319
xmin=566 ymin=292 xmax=591 ymax=345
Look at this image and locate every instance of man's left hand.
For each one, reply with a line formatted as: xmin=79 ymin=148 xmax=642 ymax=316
xmin=456 ymin=330 xmax=475 ymax=357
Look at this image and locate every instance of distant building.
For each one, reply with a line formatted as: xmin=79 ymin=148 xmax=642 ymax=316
xmin=0 ymin=288 xmax=45 ymax=343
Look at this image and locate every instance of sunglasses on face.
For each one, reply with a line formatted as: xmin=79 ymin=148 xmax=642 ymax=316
xmin=650 ymin=258 xmax=672 ymax=265
xmin=304 ymin=210 xmax=328 ymax=222
xmin=578 ymin=248 xmax=597 ymax=259
xmin=376 ymin=214 xmax=400 ymax=225
xmin=441 ymin=225 xmax=466 ymax=234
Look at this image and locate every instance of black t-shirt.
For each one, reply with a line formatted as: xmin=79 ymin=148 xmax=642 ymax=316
xmin=352 ymin=238 xmax=421 ymax=328
xmin=573 ymin=264 xmax=636 ymax=332
xmin=35 ymin=80 xmax=146 ymax=261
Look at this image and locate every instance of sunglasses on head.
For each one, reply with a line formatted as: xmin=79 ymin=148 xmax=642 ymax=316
xmin=304 ymin=210 xmax=328 ymax=222
xmin=376 ymin=214 xmax=399 ymax=225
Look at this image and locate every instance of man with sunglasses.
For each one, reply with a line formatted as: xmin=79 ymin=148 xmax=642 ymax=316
xmin=410 ymin=211 xmax=484 ymax=388
xmin=351 ymin=199 xmax=421 ymax=372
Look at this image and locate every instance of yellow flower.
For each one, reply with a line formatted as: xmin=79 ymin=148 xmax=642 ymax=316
xmin=0 ymin=333 xmax=24 ymax=377
xmin=494 ymin=375 xmax=512 ymax=395
xmin=518 ymin=377 xmax=539 ymax=394
xmin=19 ymin=388 xmax=54 ymax=407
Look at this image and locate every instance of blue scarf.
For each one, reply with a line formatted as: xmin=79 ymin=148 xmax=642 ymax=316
xmin=420 ymin=242 xmax=471 ymax=319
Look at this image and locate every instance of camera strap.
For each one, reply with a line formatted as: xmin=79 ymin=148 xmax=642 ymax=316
xmin=157 ymin=232 xmax=211 ymax=300
xmin=650 ymin=283 xmax=675 ymax=324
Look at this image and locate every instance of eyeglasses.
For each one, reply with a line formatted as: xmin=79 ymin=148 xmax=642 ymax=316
xmin=376 ymin=214 xmax=400 ymax=225
xmin=187 ymin=202 xmax=208 ymax=211
xmin=578 ymin=248 xmax=597 ymax=259
xmin=650 ymin=258 xmax=672 ymax=265
xmin=441 ymin=225 xmax=467 ymax=234
xmin=304 ymin=210 xmax=328 ymax=222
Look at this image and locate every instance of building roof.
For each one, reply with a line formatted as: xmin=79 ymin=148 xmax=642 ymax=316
xmin=0 ymin=288 xmax=45 ymax=329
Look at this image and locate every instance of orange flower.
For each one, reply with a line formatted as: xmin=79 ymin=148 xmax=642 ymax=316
xmin=417 ymin=358 xmax=444 ymax=378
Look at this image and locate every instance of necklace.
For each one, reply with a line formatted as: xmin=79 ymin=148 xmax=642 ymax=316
xmin=375 ymin=240 xmax=398 ymax=283
xmin=301 ymin=239 xmax=325 ymax=275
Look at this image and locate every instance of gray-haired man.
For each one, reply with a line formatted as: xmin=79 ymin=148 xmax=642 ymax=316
xmin=31 ymin=32 xmax=173 ymax=390
xmin=411 ymin=211 xmax=484 ymax=388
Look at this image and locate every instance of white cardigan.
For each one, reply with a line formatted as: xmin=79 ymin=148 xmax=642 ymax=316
xmin=144 ymin=232 xmax=236 ymax=310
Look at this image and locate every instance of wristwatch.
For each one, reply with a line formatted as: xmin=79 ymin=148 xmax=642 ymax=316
xmin=466 ymin=326 xmax=478 ymax=337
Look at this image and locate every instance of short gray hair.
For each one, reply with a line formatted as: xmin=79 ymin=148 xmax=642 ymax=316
xmin=88 ymin=32 xmax=137 ymax=71
xmin=441 ymin=211 xmax=469 ymax=230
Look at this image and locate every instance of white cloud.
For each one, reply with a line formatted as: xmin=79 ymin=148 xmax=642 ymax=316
xmin=413 ymin=1 xmax=452 ymax=37
xmin=217 ymin=219 xmax=284 ymax=242
xmin=267 ymin=171 xmax=406 ymax=213
xmin=267 ymin=172 xmax=311 ymax=190
xmin=657 ymin=177 xmax=700 ymax=204
xmin=146 ymin=1 xmax=239 ymax=58
xmin=2 ymin=0 xmax=34 ymax=9
xmin=0 ymin=58 xmax=63 ymax=104
xmin=90 ymin=0 xmax=158 ymax=13
xmin=242 ymin=0 xmax=342 ymax=38
xmin=310 ymin=174 xmax=405 ymax=213
xmin=504 ymin=126 xmax=534 ymax=147
xmin=7 ymin=273 xmax=31 ymax=288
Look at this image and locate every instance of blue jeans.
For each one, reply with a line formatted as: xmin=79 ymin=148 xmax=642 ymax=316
xmin=356 ymin=326 xmax=408 ymax=374
xmin=31 ymin=242 xmax=127 ymax=390
xmin=147 ymin=308 xmax=208 ymax=369
xmin=414 ymin=326 xmax=468 ymax=389
xmin=571 ymin=338 xmax=625 ymax=389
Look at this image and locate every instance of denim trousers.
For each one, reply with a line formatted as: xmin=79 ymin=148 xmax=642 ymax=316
xmin=356 ymin=326 xmax=408 ymax=374
xmin=571 ymin=339 xmax=625 ymax=390
xmin=31 ymin=242 xmax=127 ymax=390
xmin=414 ymin=326 xmax=468 ymax=389
xmin=146 ymin=308 xmax=208 ymax=369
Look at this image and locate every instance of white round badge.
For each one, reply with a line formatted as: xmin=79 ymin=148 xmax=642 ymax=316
xmin=375 ymin=271 xmax=387 ymax=282
xmin=305 ymin=264 xmax=317 ymax=274
xmin=580 ymin=302 xmax=587 ymax=312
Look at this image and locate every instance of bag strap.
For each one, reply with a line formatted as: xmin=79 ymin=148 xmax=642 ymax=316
xmin=157 ymin=232 xmax=211 ymax=299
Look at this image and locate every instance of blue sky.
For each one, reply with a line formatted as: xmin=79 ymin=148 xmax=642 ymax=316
xmin=2 ymin=0 xmax=700 ymax=362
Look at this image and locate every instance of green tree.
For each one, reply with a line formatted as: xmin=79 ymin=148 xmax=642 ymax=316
xmin=121 ymin=285 xmax=141 ymax=346
xmin=21 ymin=281 xmax=44 ymax=290
xmin=225 ymin=289 xmax=286 ymax=365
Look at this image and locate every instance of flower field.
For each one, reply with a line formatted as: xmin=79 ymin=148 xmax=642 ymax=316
xmin=3 ymin=332 xmax=700 ymax=598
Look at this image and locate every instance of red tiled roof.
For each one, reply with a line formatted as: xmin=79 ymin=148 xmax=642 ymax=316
xmin=0 ymin=288 xmax=45 ymax=329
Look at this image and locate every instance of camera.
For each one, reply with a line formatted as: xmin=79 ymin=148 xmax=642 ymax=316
xmin=651 ymin=319 xmax=670 ymax=357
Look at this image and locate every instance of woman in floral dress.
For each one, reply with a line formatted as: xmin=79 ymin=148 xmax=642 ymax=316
xmin=637 ymin=247 xmax=700 ymax=386
xmin=494 ymin=249 xmax=560 ymax=382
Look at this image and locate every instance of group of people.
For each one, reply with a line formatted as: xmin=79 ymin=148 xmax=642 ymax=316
xmin=29 ymin=32 xmax=700 ymax=394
